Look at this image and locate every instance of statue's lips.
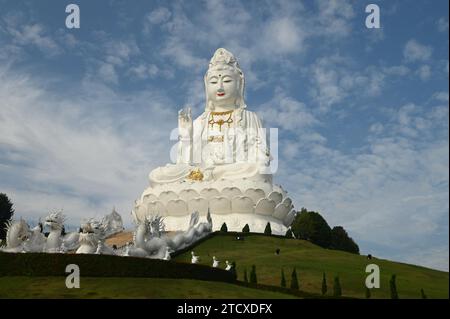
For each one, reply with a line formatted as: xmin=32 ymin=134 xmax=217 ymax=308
xmin=217 ymin=92 xmax=225 ymax=96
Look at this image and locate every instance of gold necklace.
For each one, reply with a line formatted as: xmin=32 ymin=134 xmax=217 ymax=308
xmin=208 ymin=110 xmax=233 ymax=131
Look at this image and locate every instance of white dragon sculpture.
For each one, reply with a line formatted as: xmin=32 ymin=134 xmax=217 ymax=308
xmin=43 ymin=211 xmax=80 ymax=253
xmin=1 ymin=218 xmax=32 ymax=253
xmin=0 ymin=211 xmax=79 ymax=253
xmin=76 ymin=219 xmax=115 ymax=255
xmin=125 ymin=211 xmax=212 ymax=259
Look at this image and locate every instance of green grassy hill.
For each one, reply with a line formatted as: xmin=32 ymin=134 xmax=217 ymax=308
xmin=0 ymin=232 xmax=447 ymax=299
xmin=174 ymin=233 xmax=449 ymax=299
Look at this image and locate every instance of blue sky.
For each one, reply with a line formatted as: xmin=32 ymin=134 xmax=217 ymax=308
xmin=0 ymin=0 xmax=448 ymax=271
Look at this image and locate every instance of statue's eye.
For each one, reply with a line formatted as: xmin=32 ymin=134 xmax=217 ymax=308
xmin=210 ymin=81 xmax=218 ymax=84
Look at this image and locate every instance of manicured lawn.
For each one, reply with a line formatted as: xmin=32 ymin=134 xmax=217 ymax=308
xmin=0 ymin=276 xmax=298 ymax=299
xmin=174 ymin=234 xmax=449 ymax=299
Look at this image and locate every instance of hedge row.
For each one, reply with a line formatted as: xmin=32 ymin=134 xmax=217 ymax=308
xmin=0 ymin=252 xmax=234 ymax=283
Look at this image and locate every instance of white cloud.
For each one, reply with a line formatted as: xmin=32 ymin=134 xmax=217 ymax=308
xmin=128 ymin=63 xmax=159 ymax=80
xmin=437 ymin=17 xmax=449 ymax=33
xmin=369 ymin=123 xmax=384 ymax=134
xmin=104 ymin=39 xmax=140 ymax=66
xmin=81 ymin=37 xmax=143 ymax=85
xmin=382 ymin=65 xmax=410 ymax=76
xmin=315 ymin=0 xmax=355 ymax=38
xmin=400 ymin=246 xmax=449 ymax=272
xmin=9 ymin=25 xmax=60 ymax=55
xmin=258 ymin=89 xmax=319 ymax=132
xmin=403 ymin=39 xmax=433 ymax=63
xmin=417 ymin=65 xmax=431 ymax=81
xmin=98 ymin=62 xmax=119 ymax=85
xmin=146 ymin=7 xmax=172 ymax=25
xmin=307 ymin=56 xmax=396 ymax=111
xmin=0 ymin=66 xmax=178 ymax=227
xmin=142 ymin=0 xmax=355 ymax=82
xmin=263 ymin=17 xmax=306 ymax=54
xmin=432 ymin=91 xmax=449 ymax=103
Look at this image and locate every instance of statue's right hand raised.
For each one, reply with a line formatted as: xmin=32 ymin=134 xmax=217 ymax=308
xmin=178 ymin=107 xmax=193 ymax=139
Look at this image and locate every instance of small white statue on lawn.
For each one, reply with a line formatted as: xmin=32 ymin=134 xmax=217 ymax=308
xmin=191 ymin=251 xmax=200 ymax=264
xmin=212 ymin=256 xmax=220 ymax=268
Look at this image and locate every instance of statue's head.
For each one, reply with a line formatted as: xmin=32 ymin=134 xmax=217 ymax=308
xmin=204 ymin=48 xmax=245 ymax=111
xmin=45 ymin=210 xmax=65 ymax=230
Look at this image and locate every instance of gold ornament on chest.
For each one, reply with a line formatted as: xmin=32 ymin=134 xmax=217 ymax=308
xmin=208 ymin=110 xmax=233 ymax=131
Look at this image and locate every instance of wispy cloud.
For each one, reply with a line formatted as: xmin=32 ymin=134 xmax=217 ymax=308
xmin=403 ymin=39 xmax=433 ymax=63
xmin=0 ymin=12 xmax=61 ymax=56
xmin=0 ymin=66 xmax=178 ymax=227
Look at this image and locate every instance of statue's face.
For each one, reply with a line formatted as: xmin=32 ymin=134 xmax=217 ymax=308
xmin=206 ymin=67 xmax=240 ymax=108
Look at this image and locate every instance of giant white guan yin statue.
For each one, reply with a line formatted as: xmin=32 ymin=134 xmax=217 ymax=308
xmin=133 ymin=48 xmax=296 ymax=234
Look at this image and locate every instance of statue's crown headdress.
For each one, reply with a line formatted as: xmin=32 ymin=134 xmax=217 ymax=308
xmin=208 ymin=48 xmax=240 ymax=70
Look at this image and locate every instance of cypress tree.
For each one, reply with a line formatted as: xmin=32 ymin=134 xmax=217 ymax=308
xmin=280 ymin=268 xmax=286 ymax=288
xmin=242 ymin=224 xmax=250 ymax=233
xmin=220 ymin=222 xmax=228 ymax=232
xmin=333 ymin=276 xmax=342 ymax=297
xmin=250 ymin=265 xmax=257 ymax=284
xmin=0 ymin=193 xmax=15 ymax=241
xmin=420 ymin=288 xmax=427 ymax=299
xmin=365 ymin=287 xmax=371 ymax=299
xmin=230 ymin=261 xmax=237 ymax=280
xmin=264 ymin=222 xmax=272 ymax=235
xmin=243 ymin=268 xmax=248 ymax=283
xmin=321 ymin=272 xmax=327 ymax=295
xmin=390 ymin=274 xmax=399 ymax=299
xmin=290 ymin=268 xmax=299 ymax=290
xmin=285 ymin=228 xmax=293 ymax=238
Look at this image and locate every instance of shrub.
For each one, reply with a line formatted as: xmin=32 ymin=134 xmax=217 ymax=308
xmin=264 ymin=222 xmax=272 ymax=235
xmin=242 ymin=224 xmax=250 ymax=233
xmin=220 ymin=223 xmax=228 ymax=232
xmin=291 ymin=208 xmax=332 ymax=248
xmin=330 ymin=226 xmax=359 ymax=254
